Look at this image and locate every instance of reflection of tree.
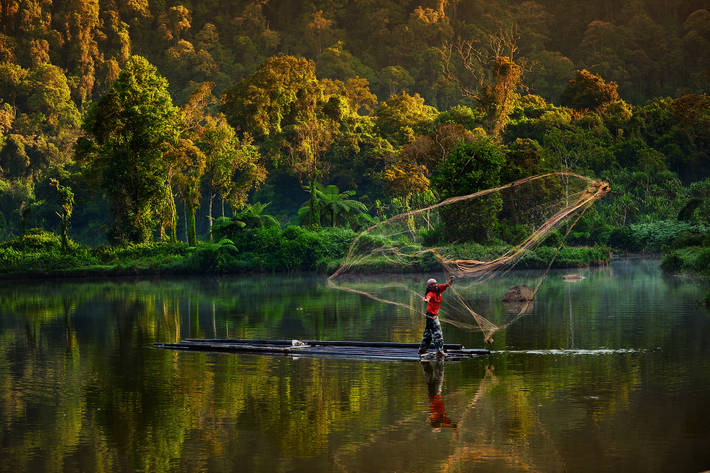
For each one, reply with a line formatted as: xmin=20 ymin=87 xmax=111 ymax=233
xmin=0 ymin=276 xmax=422 ymax=471
xmin=438 ymin=365 xmax=567 ymax=473
xmin=0 ymin=261 xmax=704 ymax=471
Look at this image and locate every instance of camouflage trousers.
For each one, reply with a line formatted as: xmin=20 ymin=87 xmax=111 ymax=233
xmin=419 ymin=313 xmax=444 ymax=353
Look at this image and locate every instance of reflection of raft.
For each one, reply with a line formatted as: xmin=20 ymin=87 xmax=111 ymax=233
xmin=155 ymin=339 xmax=490 ymax=362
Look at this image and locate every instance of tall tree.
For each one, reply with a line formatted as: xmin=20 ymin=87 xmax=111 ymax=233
xmin=222 ymin=56 xmax=335 ymax=226
xmin=79 ymin=55 xmax=180 ymax=244
xmin=431 ymin=138 xmax=505 ymax=242
xmin=201 ymin=115 xmax=264 ymax=237
xmin=49 ymin=177 xmax=74 ymax=251
xmin=297 ymin=184 xmax=369 ymax=228
xmin=167 ymin=83 xmax=211 ymax=245
xmin=374 ymin=91 xmax=438 ymax=147
xmin=441 ymin=28 xmax=523 ymax=138
xmin=177 ymin=82 xmax=265 ymax=241
xmin=559 ymin=69 xmax=621 ymax=112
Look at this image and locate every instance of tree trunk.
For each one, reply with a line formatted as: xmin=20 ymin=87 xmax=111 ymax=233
xmin=208 ymin=192 xmax=214 ymax=241
xmin=168 ymin=185 xmax=177 ymax=243
xmin=60 ymin=216 xmax=68 ymax=252
xmin=187 ymin=200 xmax=197 ymax=246
xmin=183 ymin=202 xmax=188 ymax=243
xmin=170 ymin=210 xmax=177 ymax=243
xmin=405 ymin=193 xmax=416 ymax=235
xmin=19 ymin=200 xmax=26 ymax=236
xmin=221 ymin=197 xmax=225 ymax=218
xmin=309 ymin=179 xmax=320 ymax=226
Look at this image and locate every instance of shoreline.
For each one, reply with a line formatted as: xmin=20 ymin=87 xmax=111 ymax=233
xmin=0 ymin=246 xmax=614 ymax=282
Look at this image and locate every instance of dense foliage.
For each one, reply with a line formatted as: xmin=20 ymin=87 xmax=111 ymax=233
xmin=0 ymin=1 xmax=709 ymax=275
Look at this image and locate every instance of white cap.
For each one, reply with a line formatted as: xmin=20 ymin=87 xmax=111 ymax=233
xmin=427 ymin=278 xmax=437 ymax=285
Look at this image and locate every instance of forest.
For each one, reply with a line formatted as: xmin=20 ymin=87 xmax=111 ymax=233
xmin=0 ymin=0 xmax=708 ymax=278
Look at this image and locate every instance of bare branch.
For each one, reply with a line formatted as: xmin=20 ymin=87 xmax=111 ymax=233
xmin=489 ymin=26 xmax=519 ymax=61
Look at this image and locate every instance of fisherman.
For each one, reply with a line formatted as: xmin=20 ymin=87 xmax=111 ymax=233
xmin=419 ymin=275 xmax=455 ymax=358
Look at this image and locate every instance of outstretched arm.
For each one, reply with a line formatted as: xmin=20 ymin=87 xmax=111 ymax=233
xmin=439 ymin=276 xmax=455 ymax=292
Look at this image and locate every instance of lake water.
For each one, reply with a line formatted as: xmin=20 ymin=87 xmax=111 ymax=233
xmin=1 ymin=259 xmax=709 ymax=473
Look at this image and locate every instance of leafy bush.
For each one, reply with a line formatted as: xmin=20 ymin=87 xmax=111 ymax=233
xmin=278 ymin=225 xmax=357 ymax=271
xmin=609 ymin=221 xmax=709 ymax=252
xmin=0 ymin=246 xmax=99 ymax=273
xmin=500 ymin=223 xmax=530 ymax=245
xmin=0 ymin=228 xmax=68 ymax=252
xmin=419 ymin=227 xmax=441 ymax=246
xmin=566 ymin=219 xmax=614 ymax=246
xmin=608 ymin=226 xmax=641 ymax=252
xmin=92 ymin=241 xmax=189 ymax=261
xmin=670 ymin=231 xmax=708 ymax=249
xmin=636 ymin=221 xmax=708 ymax=252
xmin=517 ymin=245 xmax=611 ymax=269
xmin=661 ymin=247 xmax=710 ymax=274
xmin=210 ymin=217 xmax=246 ymax=241
xmin=692 ymin=248 xmax=710 ymax=273
xmin=660 ymin=251 xmax=684 ymax=272
xmin=279 ymin=225 xmax=323 ymax=270
xmin=176 ymin=239 xmax=240 ymax=273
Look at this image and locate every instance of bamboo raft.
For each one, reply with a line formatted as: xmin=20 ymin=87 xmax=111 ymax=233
xmin=154 ymin=338 xmax=490 ymax=362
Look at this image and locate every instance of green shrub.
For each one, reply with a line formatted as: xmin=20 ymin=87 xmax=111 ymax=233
xmin=609 ymin=221 xmax=709 ymax=253
xmin=176 ymin=239 xmax=239 ymax=273
xmin=608 ymin=226 xmax=640 ymax=252
xmin=517 ymin=245 xmax=611 ymax=269
xmin=211 ymin=216 xmax=246 ymax=241
xmin=278 ymin=226 xmax=357 ymax=271
xmin=633 ymin=221 xmax=707 ymax=252
xmin=661 ymin=246 xmax=710 ymax=274
xmin=542 ymin=229 xmax=562 ymax=248
xmin=317 ymin=227 xmax=358 ymax=257
xmin=500 ymin=223 xmax=530 ymax=245
xmin=0 ymin=229 xmax=69 ymax=252
xmin=92 ymin=241 xmax=189 ymax=262
xmin=661 ymin=251 xmax=684 ymax=273
xmin=670 ymin=231 xmax=707 ymax=249
xmin=419 ymin=227 xmax=441 ymax=246
xmin=280 ymin=225 xmax=321 ymax=270
xmin=692 ymin=247 xmax=710 ymax=273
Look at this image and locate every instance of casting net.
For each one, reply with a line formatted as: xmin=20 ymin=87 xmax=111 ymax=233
xmin=328 ymin=172 xmax=609 ymax=343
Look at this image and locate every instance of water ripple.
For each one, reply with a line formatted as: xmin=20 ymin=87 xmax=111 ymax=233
xmin=493 ymin=348 xmax=645 ymax=355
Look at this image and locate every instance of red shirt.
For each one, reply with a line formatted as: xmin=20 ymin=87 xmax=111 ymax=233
xmin=426 ymin=284 xmax=449 ymax=315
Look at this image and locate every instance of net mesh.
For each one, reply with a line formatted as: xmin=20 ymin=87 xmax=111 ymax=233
xmin=328 ymin=172 xmax=609 ymax=343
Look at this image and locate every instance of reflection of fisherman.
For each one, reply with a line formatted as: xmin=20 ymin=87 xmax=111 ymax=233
xmin=421 ymin=360 xmax=457 ymax=432
xmin=419 ymin=275 xmax=454 ymax=358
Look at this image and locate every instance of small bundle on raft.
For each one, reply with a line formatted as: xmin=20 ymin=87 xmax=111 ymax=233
xmin=155 ymin=339 xmax=490 ymax=362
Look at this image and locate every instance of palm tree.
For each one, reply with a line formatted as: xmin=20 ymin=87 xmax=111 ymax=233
xmin=233 ymin=202 xmax=280 ymax=228
xmin=210 ymin=202 xmax=279 ymax=241
xmin=298 ymin=184 xmax=371 ymax=228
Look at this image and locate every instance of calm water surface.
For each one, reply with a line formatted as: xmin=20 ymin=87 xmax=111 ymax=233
xmin=0 ymin=259 xmax=709 ymax=473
